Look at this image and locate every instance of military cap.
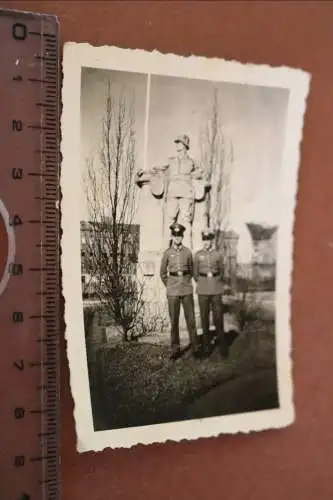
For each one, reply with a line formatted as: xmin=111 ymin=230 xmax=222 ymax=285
xmin=170 ymin=223 xmax=186 ymax=236
xmin=174 ymin=134 xmax=190 ymax=150
xmin=201 ymin=228 xmax=215 ymax=240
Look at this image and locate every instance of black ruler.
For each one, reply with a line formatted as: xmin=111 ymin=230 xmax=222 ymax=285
xmin=0 ymin=8 xmax=60 ymax=500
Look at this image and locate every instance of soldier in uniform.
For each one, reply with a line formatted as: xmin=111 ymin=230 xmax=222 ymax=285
xmin=160 ymin=223 xmax=200 ymax=360
xmin=194 ymin=229 xmax=227 ymax=358
xmin=152 ymin=134 xmax=204 ymax=248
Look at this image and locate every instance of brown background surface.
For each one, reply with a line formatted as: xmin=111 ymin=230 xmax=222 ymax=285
xmin=1 ymin=1 xmax=333 ymax=498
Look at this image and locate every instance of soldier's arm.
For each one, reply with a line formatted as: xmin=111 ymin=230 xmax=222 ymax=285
xmin=219 ymin=251 xmax=225 ymax=281
xmin=188 ymin=251 xmax=195 ymax=278
xmin=193 ymin=252 xmax=199 ymax=282
xmin=160 ymin=251 xmax=169 ymax=286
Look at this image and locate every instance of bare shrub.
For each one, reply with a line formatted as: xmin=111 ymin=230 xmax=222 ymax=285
xmin=82 ymin=82 xmax=144 ymax=341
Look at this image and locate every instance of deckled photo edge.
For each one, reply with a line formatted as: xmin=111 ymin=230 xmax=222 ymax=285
xmin=62 ymin=41 xmax=309 ymax=89
xmin=61 ymin=43 xmax=95 ymax=451
xmin=61 ymin=41 xmax=310 ymax=452
xmin=274 ymin=68 xmax=311 ymax=426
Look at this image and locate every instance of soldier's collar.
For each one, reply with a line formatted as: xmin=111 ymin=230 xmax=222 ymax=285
xmin=173 ymin=243 xmax=183 ymax=250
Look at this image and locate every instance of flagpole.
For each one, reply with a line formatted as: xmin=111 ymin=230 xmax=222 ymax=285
xmin=137 ymin=72 xmax=152 ymax=275
xmin=143 ymin=72 xmax=151 ymax=172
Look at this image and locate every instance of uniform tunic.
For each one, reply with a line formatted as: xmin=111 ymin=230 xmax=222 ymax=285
xmin=155 ymin=154 xmax=203 ymax=199
xmin=160 ymin=245 xmax=194 ymax=296
xmin=194 ymin=247 xmax=225 ymax=348
xmin=193 ymin=248 xmax=224 ymax=295
xmin=160 ymin=244 xmax=198 ymax=351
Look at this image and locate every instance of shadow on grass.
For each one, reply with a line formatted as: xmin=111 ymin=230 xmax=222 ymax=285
xmin=89 ymin=321 xmax=278 ymax=431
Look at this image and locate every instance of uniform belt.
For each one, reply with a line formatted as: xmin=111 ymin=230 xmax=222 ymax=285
xmin=199 ymin=272 xmax=219 ymax=278
xmin=169 ymin=271 xmax=190 ymax=277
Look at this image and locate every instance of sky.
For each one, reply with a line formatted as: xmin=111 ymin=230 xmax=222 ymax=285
xmin=80 ymin=67 xmax=289 ymax=261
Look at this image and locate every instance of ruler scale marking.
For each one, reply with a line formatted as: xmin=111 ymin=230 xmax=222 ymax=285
xmin=0 ymin=9 xmax=60 ymax=500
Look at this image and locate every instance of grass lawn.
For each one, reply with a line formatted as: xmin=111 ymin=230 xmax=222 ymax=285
xmin=92 ymin=319 xmax=278 ymax=431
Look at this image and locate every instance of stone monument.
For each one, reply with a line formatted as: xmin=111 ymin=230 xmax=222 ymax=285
xmin=135 ymin=134 xmax=210 ymax=250
xmin=134 ymin=134 xmax=241 ymax=335
xmin=134 ymin=136 xmax=210 ymax=326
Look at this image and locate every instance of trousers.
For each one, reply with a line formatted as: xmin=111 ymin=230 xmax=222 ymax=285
xmin=165 ymin=197 xmax=194 ymax=248
xmin=198 ymin=294 xmax=224 ymax=344
xmin=167 ymin=294 xmax=198 ymax=350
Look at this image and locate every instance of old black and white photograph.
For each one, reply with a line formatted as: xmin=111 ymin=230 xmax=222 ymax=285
xmin=61 ymin=44 xmax=310 ymax=451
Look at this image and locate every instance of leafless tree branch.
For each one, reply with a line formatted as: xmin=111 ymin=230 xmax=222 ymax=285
xmin=82 ymin=81 xmax=144 ymax=341
xmin=200 ymin=88 xmax=232 ymax=234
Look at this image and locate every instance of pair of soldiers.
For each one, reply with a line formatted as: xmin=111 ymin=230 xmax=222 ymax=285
xmin=160 ymin=222 xmax=227 ymax=360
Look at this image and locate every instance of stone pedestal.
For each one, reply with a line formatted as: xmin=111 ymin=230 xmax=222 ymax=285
xmin=138 ymin=250 xmax=165 ymax=302
xmin=136 ymin=184 xmax=167 ymax=320
xmin=137 ymin=184 xmax=164 ymax=253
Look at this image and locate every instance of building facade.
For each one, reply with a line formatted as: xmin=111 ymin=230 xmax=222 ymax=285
xmin=80 ymin=220 xmax=140 ymax=299
xmin=245 ymin=223 xmax=277 ymax=291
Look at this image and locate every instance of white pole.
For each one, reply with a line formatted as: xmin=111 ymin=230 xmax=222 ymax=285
xmin=143 ymin=73 xmax=151 ymax=171
xmin=137 ymin=72 xmax=152 ymax=272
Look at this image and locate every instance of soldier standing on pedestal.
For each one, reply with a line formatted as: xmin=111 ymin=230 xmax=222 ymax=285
xmin=194 ymin=229 xmax=228 ymax=358
xmin=160 ymin=223 xmax=200 ymax=360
